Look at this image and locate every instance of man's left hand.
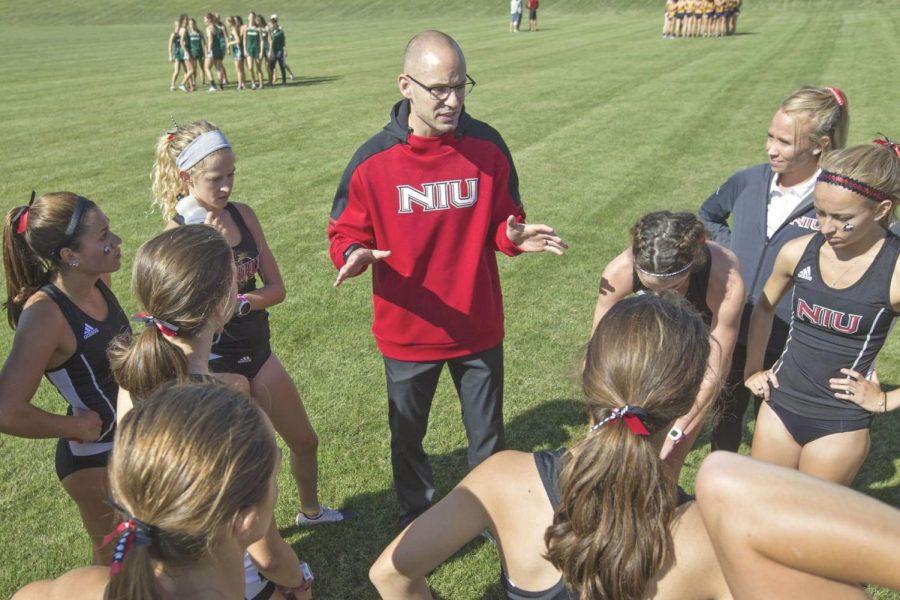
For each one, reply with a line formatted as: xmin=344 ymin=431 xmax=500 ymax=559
xmin=506 ymin=215 xmax=568 ymax=255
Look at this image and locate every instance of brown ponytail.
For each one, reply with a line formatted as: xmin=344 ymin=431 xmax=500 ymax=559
xmin=107 ymin=382 xmax=277 ymax=599
xmin=630 ymin=210 xmax=707 ymax=277
xmin=2 ymin=192 xmax=95 ymax=328
xmin=109 ymin=225 xmax=235 ymax=399
xmin=545 ymin=294 xmax=710 ymax=598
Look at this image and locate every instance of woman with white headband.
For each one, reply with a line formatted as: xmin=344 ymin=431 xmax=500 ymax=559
xmin=590 ymin=210 xmax=744 ymax=475
xmin=151 ymin=119 xmax=351 ymax=527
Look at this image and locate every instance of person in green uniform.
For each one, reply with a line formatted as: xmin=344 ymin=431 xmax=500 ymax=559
xmin=186 ymin=17 xmax=205 ymax=91
xmin=167 ymin=17 xmax=188 ymax=91
xmin=204 ymin=13 xmax=225 ymax=92
xmin=268 ymin=15 xmax=289 ymax=85
xmin=213 ymin=13 xmax=228 ymax=85
xmin=259 ymin=15 xmax=272 ymax=86
xmin=243 ymin=12 xmax=264 ymax=90
xmin=226 ymin=16 xmax=246 ymax=90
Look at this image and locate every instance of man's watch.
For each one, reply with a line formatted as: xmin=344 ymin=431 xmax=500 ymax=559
xmin=236 ymin=294 xmax=252 ymax=317
xmin=343 ymin=244 xmax=363 ymax=263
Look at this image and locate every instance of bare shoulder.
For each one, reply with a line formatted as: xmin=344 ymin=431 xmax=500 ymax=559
xmin=780 ymin=233 xmax=815 ymax=259
xmin=462 ymin=450 xmax=538 ymax=491
xmin=12 ymin=566 xmax=108 ymax=600
xmin=213 ymin=372 xmax=252 ymax=396
xmin=707 ymin=241 xmax=739 ymax=272
xmin=600 ymin=248 xmax=636 ymax=291
xmin=707 ymin=242 xmax=744 ymax=300
xmin=655 ymin=502 xmax=730 ymax=600
xmin=20 ymin=291 xmax=65 ymax=327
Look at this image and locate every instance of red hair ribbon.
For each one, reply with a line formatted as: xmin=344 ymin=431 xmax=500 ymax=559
xmin=15 ymin=210 xmax=28 ymax=234
xmin=133 ymin=312 xmax=180 ymax=337
xmin=590 ymin=405 xmax=651 ymax=436
xmin=825 ymin=86 xmax=846 ymax=108
xmin=102 ymin=518 xmax=153 ymax=576
xmin=874 ymin=135 xmax=900 ymax=159
xmin=817 ymin=170 xmax=891 ymax=202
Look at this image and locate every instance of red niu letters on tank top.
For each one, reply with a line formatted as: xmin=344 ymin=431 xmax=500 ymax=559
xmin=795 ymin=297 xmax=862 ymax=334
xmin=396 ymin=178 xmax=479 ymax=213
xmin=235 ymin=252 xmax=259 ymax=285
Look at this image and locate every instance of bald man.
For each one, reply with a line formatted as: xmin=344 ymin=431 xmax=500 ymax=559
xmin=328 ymin=30 xmax=566 ymax=527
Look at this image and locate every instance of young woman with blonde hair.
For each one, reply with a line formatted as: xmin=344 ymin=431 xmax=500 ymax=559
xmin=204 ymin=12 xmax=226 ymax=92
xmin=184 ymin=17 xmax=205 ymax=92
xmin=14 ymin=381 xmax=312 ymax=600
xmin=151 ymin=119 xmax=350 ymax=526
xmin=591 ymin=210 xmax=744 ymax=474
xmin=745 ymin=139 xmax=900 ymax=485
xmin=0 ymin=192 xmax=128 ymax=564
xmin=370 ymin=294 xmax=900 ymax=599
xmin=700 ymin=85 xmax=851 ymax=452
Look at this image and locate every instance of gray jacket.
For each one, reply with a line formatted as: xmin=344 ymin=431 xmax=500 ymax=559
xmin=699 ymin=164 xmax=820 ymax=355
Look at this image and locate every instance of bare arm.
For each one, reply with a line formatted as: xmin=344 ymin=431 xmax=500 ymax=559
xmin=697 ymin=451 xmax=900 ymax=595
xmin=743 ymin=236 xmax=807 ymax=398
xmin=590 ymin=249 xmax=635 ymax=335
xmin=370 ymin=455 xmax=503 ymax=598
xmin=234 ymin=203 xmax=286 ymax=310
xmin=665 ymin=246 xmax=744 ymax=450
xmin=0 ymin=299 xmax=98 ymax=441
xmin=246 ymin=517 xmax=304 ymax=588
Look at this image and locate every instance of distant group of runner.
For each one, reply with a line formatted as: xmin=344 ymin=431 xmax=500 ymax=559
xmin=168 ymin=11 xmax=295 ymax=92
xmin=663 ymin=0 xmax=741 ymax=38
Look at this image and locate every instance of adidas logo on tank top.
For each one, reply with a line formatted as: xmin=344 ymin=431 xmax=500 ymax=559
xmin=83 ymin=323 xmax=100 ymax=340
xmin=796 ymin=266 xmax=812 ymax=281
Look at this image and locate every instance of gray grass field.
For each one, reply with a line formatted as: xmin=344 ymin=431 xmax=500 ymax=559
xmin=0 ymin=1 xmax=898 ymax=597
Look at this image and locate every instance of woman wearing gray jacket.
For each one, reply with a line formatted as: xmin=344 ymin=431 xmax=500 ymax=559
xmin=698 ymin=85 xmax=849 ymax=451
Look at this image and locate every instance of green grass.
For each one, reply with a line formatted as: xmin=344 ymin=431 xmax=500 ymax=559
xmin=1 ymin=1 xmax=898 ymax=598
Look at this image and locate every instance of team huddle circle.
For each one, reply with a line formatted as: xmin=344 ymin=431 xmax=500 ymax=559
xmin=4 ymin=19 xmax=900 ymax=600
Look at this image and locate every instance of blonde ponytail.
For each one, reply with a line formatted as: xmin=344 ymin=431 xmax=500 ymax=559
xmin=150 ymin=120 xmax=222 ymax=220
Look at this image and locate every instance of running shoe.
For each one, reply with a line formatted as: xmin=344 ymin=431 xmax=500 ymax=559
xmin=178 ymin=84 xmax=187 ymax=92
xmin=295 ymin=506 xmax=356 ymax=526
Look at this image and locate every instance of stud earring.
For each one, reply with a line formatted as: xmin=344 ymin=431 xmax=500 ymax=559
xmin=69 ymin=262 xmax=79 ymax=268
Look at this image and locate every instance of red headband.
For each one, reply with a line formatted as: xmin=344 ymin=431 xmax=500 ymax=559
xmin=825 ymin=86 xmax=846 ymax=108
xmin=817 ymin=171 xmax=891 ymax=203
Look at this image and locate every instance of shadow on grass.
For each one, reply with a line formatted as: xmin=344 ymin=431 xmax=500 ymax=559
xmin=278 ymin=398 xmax=582 ymax=598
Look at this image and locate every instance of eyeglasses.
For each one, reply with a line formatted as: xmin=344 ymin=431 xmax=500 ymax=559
xmin=405 ymin=74 xmax=476 ymax=101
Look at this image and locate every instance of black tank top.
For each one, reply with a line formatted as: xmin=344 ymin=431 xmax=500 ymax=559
xmin=501 ymin=449 xmax=695 ymax=599
xmin=42 ymin=281 xmax=130 ymax=454
xmin=632 ymin=244 xmax=714 ymax=325
xmin=771 ymin=232 xmax=899 ymax=420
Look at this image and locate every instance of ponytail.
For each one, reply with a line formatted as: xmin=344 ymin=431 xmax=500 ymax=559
xmin=547 ymin=423 xmax=676 ymax=599
xmin=545 ymin=294 xmax=711 ymax=598
xmin=109 ymin=327 xmax=190 ymax=400
xmin=781 ymin=85 xmax=850 ymax=153
xmin=150 ymin=119 xmax=223 ymax=220
xmin=2 ymin=192 xmax=95 ymax=328
xmin=3 ymin=207 xmax=50 ymax=328
xmin=107 ymin=543 xmax=161 ymax=600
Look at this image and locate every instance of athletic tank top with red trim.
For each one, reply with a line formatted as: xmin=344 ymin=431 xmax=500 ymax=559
xmin=771 ymin=232 xmax=899 ymax=420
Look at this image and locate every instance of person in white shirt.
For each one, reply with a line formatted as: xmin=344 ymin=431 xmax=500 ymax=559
xmin=510 ymin=0 xmax=523 ymax=32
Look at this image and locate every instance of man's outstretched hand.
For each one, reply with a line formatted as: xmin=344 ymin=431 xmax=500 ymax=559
xmin=506 ymin=215 xmax=568 ymax=255
xmin=334 ymin=247 xmax=392 ymax=287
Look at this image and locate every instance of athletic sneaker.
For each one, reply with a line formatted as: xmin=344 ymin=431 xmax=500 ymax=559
xmin=295 ymin=506 xmax=355 ymax=526
xmin=178 ymin=84 xmax=187 ymax=92
xmin=208 ymin=85 xmax=218 ymax=93
xmin=290 ymin=74 xmax=296 ymax=81
xmin=170 ymin=85 xmax=176 ymax=91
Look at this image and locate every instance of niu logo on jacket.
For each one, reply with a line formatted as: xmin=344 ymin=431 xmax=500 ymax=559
xmin=796 ymin=298 xmax=861 ymax=334
xmin=397 ymin=178 xmax=478 ymax=213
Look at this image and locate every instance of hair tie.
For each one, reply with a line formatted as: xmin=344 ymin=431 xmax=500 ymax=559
xmin=590 ymin=405 xmax=651 ymax=436
xmin=817 ymin=170 xmax=892 ymax=203
xmin=12 ymin=191 xmax=36 ymax=236
xmin=825 ymin=86 xmax=846 ymax=108
xmin=102 ymin=500 xmax=155 ymax=576
xmin=635 ymin=261 xmax=693 ymax=279
xmin=873 ymin=134 xmax=900 ymax=159
xmin=133 ymin=312 xmax=180 ymax=337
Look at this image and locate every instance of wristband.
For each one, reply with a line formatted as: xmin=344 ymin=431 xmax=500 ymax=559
xmin=343 ymin=244 xmax=362 ymax=263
